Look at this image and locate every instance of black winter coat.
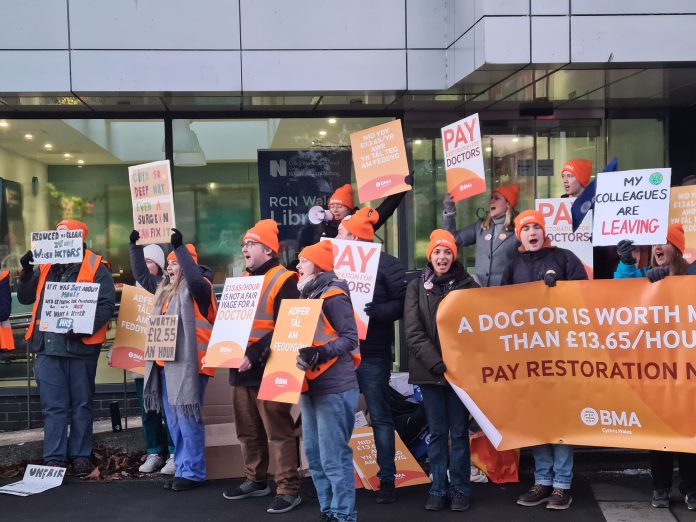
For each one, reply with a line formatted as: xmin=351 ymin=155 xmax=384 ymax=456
xmin=405 ymin=262 xmax=479 ymax=386
xmin=361 ymin=252 xmax=407 ymax=359
xmin=501 ymin=246 xmax=588 ymax=285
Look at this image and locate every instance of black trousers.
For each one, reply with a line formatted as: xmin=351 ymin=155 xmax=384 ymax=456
xmin=650 ymin=451 xmax=696 ymax=495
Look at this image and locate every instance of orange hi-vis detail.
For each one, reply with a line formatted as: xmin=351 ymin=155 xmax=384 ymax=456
xmin=0 ymin=271 xmax=14 ymax=351
xmin=244 ymin=265 xmax=297 ymax=344
xmin=303 ymin=286 xmax=361 ymax=391
xmin=25 ymin=250 xmax=109 ymax=345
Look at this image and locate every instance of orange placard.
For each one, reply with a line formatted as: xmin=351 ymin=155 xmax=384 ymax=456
xmin=350 ymin=120 xmax=411 ymax=204
xmin=349 ymin=427 xmax=430 ymax=490
xmin=110 ymin=285 xmax=154 ymax=375
xmin=257 ymin=299 xmax=323 ymax=404
xmin=669 ymin=186 xmax=696 ymax=263
xmin=438 ymin=278 xmax=696 ymax=453
xmin=441 ymin=114 xmax=486 ymax=202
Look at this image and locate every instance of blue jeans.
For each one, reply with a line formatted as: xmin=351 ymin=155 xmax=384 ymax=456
xmin=533 ymin=444 xmax=573 ymax=489
xmin=301 ymin=388 xmax=359 ymax=522
xmin=420 ymin=384 xmax=470 ymax=498
xmin=35 ymin=354 xmax=98 ymax=462
xmin=161 ymin=370 xmax=208 ymax=481
xmin=356 ymin=358 xmax=396 ymax=482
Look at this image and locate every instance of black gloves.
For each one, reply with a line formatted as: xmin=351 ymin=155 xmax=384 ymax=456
xmin=431 ymin=361 xmax=447 ymax=375
xmin=646 ymin=267 xmax=669 ymax=283
xmin=617 ymin=239 xmax=636 ymax=265
xmin=296 ymin=347 xmax=330 ymax=372
xmin=364 ymin=302 xmax=378 ymax=319
xmin=129 ymin=230 xmax=140 ymax=245
xmin=544 ymin=270 xmax=559 ymax=287
xmin=443 ymin=193 xmax=455 ymax=214
xmin=405 ymin=172 xmax=414 ymax=186
xmin=20 ymin=250 xmax=34 ymax=271
xmin=170 ymin=228 xmax=183 ymax=250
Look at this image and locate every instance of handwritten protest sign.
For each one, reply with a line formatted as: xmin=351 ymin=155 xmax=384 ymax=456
xmin=350 ymin=120 xmax=411 ymax=203
xmin=536 ymin=198 xmax=593 ymax=278
xmin=592 ymin=168 xmax=671 ymax=246
xmin=350 ymin=427 xmax=430 ymax=490
xmin=669 ymin=185 xmax=696 ymax=262
xmin=110 ymin=285 xmax=154 ymax=375
xmin=203 ymin=276 xmax=264 ymax=369
xmin=258 ymin=299 xmax=323 ymax=404
xmin=38 ymin=283 xmax=99 ymax=334
xmin=144 ymin=315 xmax=178 ymax=362
xmin=326 ymin=238 xmax=381 ymax=340
xmin=31 ymin=229 xmax=84 ymax=265
xmin=128 ymin=160 xmax=176 ymax=245
xmin=0 ymin=464 xmax=66 ymax=496
xmin=438 ymin=277 xmax=696 ymax=452
xmin=441 ymin=114 xmax=486 ymax=202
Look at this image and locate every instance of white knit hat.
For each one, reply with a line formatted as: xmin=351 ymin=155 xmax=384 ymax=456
xmin=143 ymin=244 xmax=165 ymax=272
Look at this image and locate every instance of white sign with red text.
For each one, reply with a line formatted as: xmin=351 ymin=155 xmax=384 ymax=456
xmin=441 ymin=114 xmax=486 ymax=202
xmin=592 ymin=168 xmax=671 ymax=246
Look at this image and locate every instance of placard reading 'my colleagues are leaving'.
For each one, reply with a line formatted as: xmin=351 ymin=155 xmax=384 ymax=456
xmin=592 ymin=168 xmax=671 ymax=246
xmin=128 ymin=160 xmax=176 ymax=245
xmin=31 ymin=229 xmax=84 ymax=264
xmin=38 ymin=283 xmax=99 ymax=334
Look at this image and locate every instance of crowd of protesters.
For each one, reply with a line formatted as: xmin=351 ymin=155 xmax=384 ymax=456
xmin=6 ymin=160 xmax=695 ymax=522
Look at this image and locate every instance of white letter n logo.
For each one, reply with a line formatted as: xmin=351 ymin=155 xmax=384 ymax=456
xmin=270 ymin=159 xmax=287 ymax=178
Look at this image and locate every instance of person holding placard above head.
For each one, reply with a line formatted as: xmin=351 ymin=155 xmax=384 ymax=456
xmin=127 ymin=230 xmax=175 ymax=475
xmin=143 ymin=229 xmax=217 ymax=492
xmin=18 ymin=219 xmax=115 ymax=477
xmin=442 ymin=184 xmax=520 ymax=287
xmin=0 ymin=270 xmax=14 ymax=352
xmin=612 ymin=223 xmax=695 ymax=510
xmin=404 ymin=230 xmax=479 ymax=512
xmin=294 ymin=239 xmax=360 ymax=522
xmin=222 ymin=219 xmax=302 ymax=515
xmin=336 ymin=207 xmax=407 ymax=504
xmin=500 ymin=211 xmax=587 ymax=510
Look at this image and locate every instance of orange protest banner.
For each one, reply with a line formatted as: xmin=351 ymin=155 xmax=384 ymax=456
xmin=257 ymin=299 xmax=323 ymax=404
xmin=110 ymin=285 xmax=154 ymax=375
xmin=349 ymin=427 xmax=430 ymax=490
xmin=669 ymin=186 xmax=696 ymax=263
xmin=350 ymin=120 xmax=411 ymax=204
xmin=438 ymin=277 xmax=696 ymax=453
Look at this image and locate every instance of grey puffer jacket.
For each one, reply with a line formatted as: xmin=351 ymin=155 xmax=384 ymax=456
xmin=404 ymin=262 xmax=479 ymax=386
xmin=443 ymin=212 xmax=518 ymax=287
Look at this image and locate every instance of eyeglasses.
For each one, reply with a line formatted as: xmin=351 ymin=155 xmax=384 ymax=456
xmin=240 ymin=241 xmax=260 ymax=249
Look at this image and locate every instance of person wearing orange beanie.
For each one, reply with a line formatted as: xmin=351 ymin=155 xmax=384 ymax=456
xmin=295 ymin=239 xmax=360 ymax=521
xmin=337 ymin=207 xmax=407 ymax=502
xmin=404 ymin=229 xmax=478 ymax=511
xmin=223 ymin=218 xmax=302 ymax=513
xmin=615 ymin=223 xmax=690 ymax=282
xmin=56 ymin=218 xmax=89 ymax=239
xmin=143 ymin=228 xmax=217 ymax=492
xmin=443 ymin=184 xmax=520 ymax=287
xmin=561 ymin=159 xmax=592 ymax=197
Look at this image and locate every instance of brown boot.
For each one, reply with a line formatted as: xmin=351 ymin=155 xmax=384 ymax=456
xmin=547 ymin=488 xmax=572 ymax=510
xmin=517 ymin=484 xmax=553 ymax=506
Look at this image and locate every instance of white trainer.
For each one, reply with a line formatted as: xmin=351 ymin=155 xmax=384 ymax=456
xmin=139 ymin=454 xmax=164 ymax=473
xmin=160 ymin=455 xmax=176 ymax=475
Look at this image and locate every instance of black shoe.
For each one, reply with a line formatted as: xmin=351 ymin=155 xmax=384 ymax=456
xmin=546 ymin=488 xmax=572 ymax=510
xmin=223 ymin=479 xmax=272 ymax=499
xmin=163 ymin=478 xmax=174 ymax=490
xmin=517 ymin=484 xmax=553 ymax=506
xmin=171 ymin=477 xmax=202 ymax=491
xmin=72 ymin=458 xmax=94 ymax=478
xmin=651 ymin=488 xmax=670 ymax=508
xmin=266 ymin=494 xmax=301 ymax=514
xmin=425 ymin=494 xmax=446 ymax=511
xmin=450 ymin=491 xmax=470 ymax=512
xmin=376 ymin=480 xmax=397 ymax=504
xmin=318 ymin=514 xmax=338 ymax=522
xmin=44 ymin=460 xmax=67 ymax=468
xmin=686 ymin=493 xmax=696 ymax=510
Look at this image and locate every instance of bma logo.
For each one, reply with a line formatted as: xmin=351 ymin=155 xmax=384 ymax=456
xmin=581 ymin=407 xmax=641 ymax=428
xmin=269 ymin=159 xmax=287 ymax=178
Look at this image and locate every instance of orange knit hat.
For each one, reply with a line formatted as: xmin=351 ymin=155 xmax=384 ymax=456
xmin=329 ymin=184 xmax=354 ymax=209
xmin=427 ymin=229 xmax=457 ymax=261
xmin=56 ymin=219 xmax=88 ymax=239
xmin=341 ymin=208 xmax=380 ymax=241
xmin=515 ymin=210 xmax=546 ymax=239
xmin=299 ymin=240 xmax=335 ymax=272
xmin=667 ymin=223 xmax=686 ymax=254
xmin=562 ymin=159 xmax=592 ymax=188
xmin=243 ymin=219 xmax=280 ymax=254
xmin=493 ymin=184 xmax=520 ymax=208
xmin=167 ymin=243 xmax=198 ymax=264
